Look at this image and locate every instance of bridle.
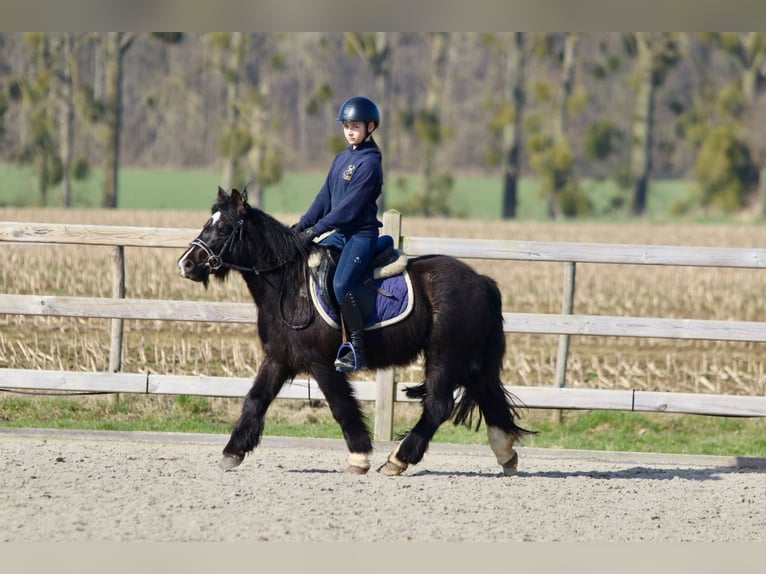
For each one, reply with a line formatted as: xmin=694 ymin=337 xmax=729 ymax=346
xmin=187 ymin=217 xmax=313 ymax=329
xmin=191 ymin=219 xmax=290 ymax=277
xmin=189 ymin=219 xmax=244 ymax=273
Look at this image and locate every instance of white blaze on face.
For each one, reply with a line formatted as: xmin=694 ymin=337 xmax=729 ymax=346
xmin=178 ymin=211 xmax=222 ymax=276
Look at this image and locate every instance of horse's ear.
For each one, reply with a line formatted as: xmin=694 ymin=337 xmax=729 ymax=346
xmin=217 ymin=186 xmax=228 ymax=201
xmin=230 ymin=188 xmax=247 ymax=213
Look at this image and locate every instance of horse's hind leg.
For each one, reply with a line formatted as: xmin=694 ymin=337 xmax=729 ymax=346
xmin=487 ymin=426 xmax=518 ymax=476
xmin=312 ymin=363 xmax=373 ymax=473
xmin=481 ymin=389 xmax=519 ymax=476
xmin=221 ymin=357 xmax=289 ymax=470
xmin=478 ymin=380 xmax=523 ymax=476
xmin=378 ymin=361 xmax=455 ymax=476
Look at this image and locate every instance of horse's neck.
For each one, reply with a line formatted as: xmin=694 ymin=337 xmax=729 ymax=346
xmin=240 ymin=260 xmax=306 ymax=307
xmin=242 ymin=273 xmax=273 ymax=307
xmin=238 ymin=218 xmax=306 ymax=306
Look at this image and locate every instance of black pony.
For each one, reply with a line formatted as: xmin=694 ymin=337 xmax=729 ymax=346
xmin=178 ymin=187 xmax=532 ymax=475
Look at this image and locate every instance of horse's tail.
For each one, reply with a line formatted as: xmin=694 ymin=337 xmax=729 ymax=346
xmin=451 ymin=275 xmax=534 ymax=438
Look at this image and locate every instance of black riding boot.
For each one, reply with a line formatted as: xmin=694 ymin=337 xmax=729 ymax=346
xmin=334 ymin=292 xmax=368 ymax=372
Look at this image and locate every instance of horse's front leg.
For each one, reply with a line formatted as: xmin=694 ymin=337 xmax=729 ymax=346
xmin=312 ymin=363 xmax=374 ymax=474
xmin=221 ymin=357 xmax=289 ymax=470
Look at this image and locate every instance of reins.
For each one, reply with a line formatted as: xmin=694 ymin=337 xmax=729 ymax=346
xmin=190 ymin=218 xmax=313 ymax=330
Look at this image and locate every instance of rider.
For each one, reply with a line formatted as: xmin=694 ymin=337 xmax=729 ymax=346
xmin=293 ymin=96 xmax=383 ymax=372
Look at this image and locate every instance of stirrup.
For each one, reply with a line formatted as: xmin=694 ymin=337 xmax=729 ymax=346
xmin=334 ymin=342 xmax=360 ymax=372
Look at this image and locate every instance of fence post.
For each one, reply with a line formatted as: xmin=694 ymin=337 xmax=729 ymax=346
xmin=374 ymin=210 xmax=402 ymax=441
xmin=109 ymin=246 xmax=125 ymax=373
xmin=552 ymin=261 xmax=576 ymax=422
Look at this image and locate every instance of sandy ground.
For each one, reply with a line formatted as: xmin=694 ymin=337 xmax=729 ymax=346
xmin=1 ymin=427 xmax=764 ymax=542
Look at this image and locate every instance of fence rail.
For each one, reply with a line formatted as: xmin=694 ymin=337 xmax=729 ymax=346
xmin=3 ymin=368 xmax=765 ymax=418
xmin=2 ymin=214 xmax=766 ymax=441
xmin=402 ymin=236 xmax=766 ymax=268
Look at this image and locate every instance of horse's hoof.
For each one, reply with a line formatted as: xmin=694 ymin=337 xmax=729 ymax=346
xmin=219 ymin=454 xmax=243 ymax=471
xmin=344 ymin=464 xmax=370 ymax=475
xmin=501 ymin=452 xmax=518 ymax=476
xmin=377 ymin=461 xmax=403 ymax=475
xmin=377 ymin=457 xmax=408 ymax=476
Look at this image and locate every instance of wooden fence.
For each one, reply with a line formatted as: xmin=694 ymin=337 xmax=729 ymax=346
xmin=2 ymin=212 xmax=766 ymax=441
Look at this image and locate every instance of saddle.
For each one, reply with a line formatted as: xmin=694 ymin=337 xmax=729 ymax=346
xmin=307 ymin=235 xmax=413 ymax=330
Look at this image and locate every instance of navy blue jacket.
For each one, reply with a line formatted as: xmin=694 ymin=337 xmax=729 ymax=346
xmin=298 ymin=140 xmax=383 ymax=238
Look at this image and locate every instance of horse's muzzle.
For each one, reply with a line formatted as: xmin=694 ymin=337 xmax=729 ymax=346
xmin=177 ymin=251 xmax=209 ymax=284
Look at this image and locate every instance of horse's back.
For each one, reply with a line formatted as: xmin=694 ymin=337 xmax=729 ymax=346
xmin=409 ymin=254 xmax=501 ymax=305
xmin=408 ymin=254 xmax=503 ymax=329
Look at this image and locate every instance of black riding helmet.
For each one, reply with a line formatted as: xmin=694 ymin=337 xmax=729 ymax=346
xmin=336 ymin=96 xmax=380 ymax=137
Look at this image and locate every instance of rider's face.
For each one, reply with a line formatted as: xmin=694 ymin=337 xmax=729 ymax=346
xmin=342 ymin=121 xmax=370 ymax=147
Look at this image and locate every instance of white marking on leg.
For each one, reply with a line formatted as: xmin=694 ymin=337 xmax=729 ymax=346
xmin=347 ymin=452 xmax=371 ymax=471
xmin=487 ymin=426 xmax=517 ymax=467
xmin=387 ymin=441 xmax=408 ymax=471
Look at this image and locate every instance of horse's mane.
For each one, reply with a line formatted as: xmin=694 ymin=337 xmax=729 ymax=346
xmin=214 ymin=187 xmax=311 ymax=283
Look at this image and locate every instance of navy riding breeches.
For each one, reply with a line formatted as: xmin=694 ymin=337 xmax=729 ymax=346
xmin=319 ymin=231 xmax=378 ymax=304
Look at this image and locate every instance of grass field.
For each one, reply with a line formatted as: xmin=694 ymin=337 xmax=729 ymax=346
xmin=1 ymin=164 xmax=766 ymax=457
xmin=0 ymin=162 xmax=702 ymax=220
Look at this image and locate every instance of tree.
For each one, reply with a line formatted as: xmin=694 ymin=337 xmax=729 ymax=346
xmin=0 ymin=80 xmax=6 ymax=136
xmin=208 ymin=32 xmax=249 ymax=191
xmin=287 ymin=33 xmax=334 ymax=160
xmin=526 ymin=33 xmax=589 ymax=218
xmin=101 ymin=32 xmax=135 ymax=208
xmin=695 ymin=32 xmax=766 ymax=214
xmin=5 ymin=33 xmax=96 ymax=208
xmin=695 ymin=124 xmax=757 ymax=212
xmin=101 ymin=33 xmax=185 ymax=208
xmin=499 ymin=32 xmax=527 ymax=219
xmin=627 ymin=32 xmax=680 ymax=216
xmin=50 ymin=33 xmax=76 ymax=207
xmin=5 ymin=32 xmax=766 ymax=217
xmin=396 ymin=32 xmax=456 ymax=216
xmin=207 ymin=33 xmax=285 ymax=207
xmin=245 ymin=34 xmax=285 ymax=208
xmin=685 ymin=33 xmax=764 ymax=212
xmin=701 ymin=33 xmax=766 ymax=105
xmin=13 ymin=33 xmax=60 ymax=206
